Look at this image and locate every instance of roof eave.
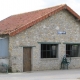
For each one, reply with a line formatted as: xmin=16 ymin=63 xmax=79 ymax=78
xmin=66 ymin=5 xmax=80 ymax=20
xmin=9 ymin=4 xmax=80 ymax=36
xmin=9 ymin=5 xmax=66 ymax=36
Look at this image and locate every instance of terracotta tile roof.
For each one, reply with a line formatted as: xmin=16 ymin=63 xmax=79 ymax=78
xmin=0 ymin=4 xmax=80 ymax=36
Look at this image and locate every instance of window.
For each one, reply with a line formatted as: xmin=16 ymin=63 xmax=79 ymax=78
xmin=66 ymin=44 xmax=80 ymax=57
xmin=0 ymin=38 xmax=9 ymax=58
xmin=41 ymin=44 xmax=58 ymax=58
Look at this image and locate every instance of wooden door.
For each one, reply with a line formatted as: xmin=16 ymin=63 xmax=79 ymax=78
xmin=23 ymin=47 xmax=31 ymax=72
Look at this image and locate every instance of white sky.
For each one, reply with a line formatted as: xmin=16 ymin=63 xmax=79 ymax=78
xmin=0 ymin=0 xmax=80 ymax=21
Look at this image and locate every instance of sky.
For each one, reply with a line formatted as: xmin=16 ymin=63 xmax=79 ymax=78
xmin=0 ymin=0 xmax=80 ymax=21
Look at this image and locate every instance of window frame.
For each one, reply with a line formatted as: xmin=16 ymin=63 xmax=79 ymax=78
xmin=41 ymin=44 xmax=58 ymax=58
xmin=66 ymin=44 xmax=80 ymax=57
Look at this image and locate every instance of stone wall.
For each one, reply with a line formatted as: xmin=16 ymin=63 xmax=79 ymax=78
xmin=9 ymin=10 xmax=80 ymax=72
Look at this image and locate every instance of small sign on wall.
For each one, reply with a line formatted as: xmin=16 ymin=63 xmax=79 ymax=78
xmin=57 ymin=31 xmax=66 ymax=34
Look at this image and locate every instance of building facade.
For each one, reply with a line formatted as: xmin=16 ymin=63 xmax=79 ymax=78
xmin=0 ymin=4 xmax=80 ymax=72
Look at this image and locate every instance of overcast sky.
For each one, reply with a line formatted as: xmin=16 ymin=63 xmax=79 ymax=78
xmin=0 ymin=0 xmax=80 ymax=21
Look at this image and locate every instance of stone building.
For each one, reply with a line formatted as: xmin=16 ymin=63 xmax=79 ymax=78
xmin=0 ymin=4 xmax=80 ymax=72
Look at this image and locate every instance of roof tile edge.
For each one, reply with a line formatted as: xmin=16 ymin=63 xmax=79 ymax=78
xmin=8 ymin=4 xmax=80 ymax=36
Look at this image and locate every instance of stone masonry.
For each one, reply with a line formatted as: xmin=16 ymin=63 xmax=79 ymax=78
xmin=9 ymin=10 xmax=80 ymax=72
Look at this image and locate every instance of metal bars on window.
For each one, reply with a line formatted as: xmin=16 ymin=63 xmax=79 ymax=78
xmin=66 ymin=44 xmax=80 ymax=57
xmin=41 ymin=44 xmax=58 ymax=58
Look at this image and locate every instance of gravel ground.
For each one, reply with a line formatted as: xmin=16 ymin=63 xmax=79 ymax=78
xmin=0 ymin=69 xmax=80 ymax=80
